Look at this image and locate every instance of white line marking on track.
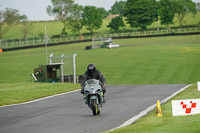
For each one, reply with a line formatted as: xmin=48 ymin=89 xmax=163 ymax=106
xmin=108 ymin=84 xmax=192 ymax=131
xmin=0 ymin=89 xmax=80 ymax=108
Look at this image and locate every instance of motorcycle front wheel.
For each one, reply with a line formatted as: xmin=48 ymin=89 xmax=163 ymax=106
xmin=91 ymin=99 xmax=98 ymax=116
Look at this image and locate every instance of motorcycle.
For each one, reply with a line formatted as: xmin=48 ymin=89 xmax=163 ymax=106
xmin=84 ymin=79 xmax=104 ymax=116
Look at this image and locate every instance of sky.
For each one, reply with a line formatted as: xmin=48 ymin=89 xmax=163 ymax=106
xmin=0 ymin=0 xmax=199 ymax=21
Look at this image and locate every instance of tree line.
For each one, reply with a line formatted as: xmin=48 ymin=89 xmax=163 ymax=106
xmin=110 ymin=0 xmax=197 ymax=30
xmin=0 ymin=0 xmax=199 ymax=41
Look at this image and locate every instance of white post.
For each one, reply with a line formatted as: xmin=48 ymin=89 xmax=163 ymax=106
xmin=73 ymin=53 xmax=77 ymax=84
xmin=198 ymin=82 xmax=200 ymax=91
xmin=61 ymin=54 xmax=64 ymax=83
xmin=6 ymin=40 xmax=7 ymax=48
xmin=31 ymin=73 xmax=38 ymax=82
xmin=49 ymin=53 xmax=54 ymax=64
xmin=45 ymin=26 xmax=48 ymax=65
xmin=92 ymin=38 xmax=94 ymax=48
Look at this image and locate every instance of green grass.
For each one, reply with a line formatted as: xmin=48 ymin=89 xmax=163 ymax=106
xmin=107 ymin=84 xmax=200 ymax=133
xmin=0 ymin=82 xmax=79 ymax=106
xmin=4 ymin=21 xmax=63 ymax=39
xmin=3 ymin=18 xmax=113 ymax=40
xmin=0 ymin=35 xmax=200 ymax=132
xmin=149 ymin=12 xmax=200 ymax=29
xmin=0 ymin=11 xmax=200 ymax=132
xmin=1 ymin=35 xmax=200 ymax=106
xmin=2 ymin=12 xmax=200 ymax=40
xmin=1 ymin=35 xmax=200 ymax=85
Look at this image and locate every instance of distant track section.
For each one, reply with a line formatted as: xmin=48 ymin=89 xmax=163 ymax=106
xmin=3 ymin=32 xmax=200 ymax=52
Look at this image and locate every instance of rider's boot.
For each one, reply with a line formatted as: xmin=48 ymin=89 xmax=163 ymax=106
xmin=103 ymin=97 xmax=106 ymax=103
xmin=103 ymin=89 xmax=106 ymax=103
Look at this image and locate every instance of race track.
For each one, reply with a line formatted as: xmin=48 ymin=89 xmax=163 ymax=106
xmin=0 ymin=84 xmax=188 ymax=133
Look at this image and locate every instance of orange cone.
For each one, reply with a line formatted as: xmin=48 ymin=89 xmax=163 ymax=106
xmin=0 ymin=49 xmax=2 ymax=53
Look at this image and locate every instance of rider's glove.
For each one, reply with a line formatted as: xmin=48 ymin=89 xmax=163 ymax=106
xmin=80 ymin=88 xmax=84 ymax=95
xmin=102 ymin=88 xmax=106 ymax=93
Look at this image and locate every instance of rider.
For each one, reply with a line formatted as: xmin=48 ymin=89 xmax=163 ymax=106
xmin=80 ymin=63 xmax=106 ymax=98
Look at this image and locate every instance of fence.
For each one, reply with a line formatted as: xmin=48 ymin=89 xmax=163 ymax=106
xmin=49 ymin=53 xmax=77 ymax=83
xmin=1 ymin=27 xmax=200 ymax=49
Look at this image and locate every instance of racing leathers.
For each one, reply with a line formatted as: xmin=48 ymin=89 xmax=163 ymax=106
xmin=81 ymin=69 xmax=106 ymax=95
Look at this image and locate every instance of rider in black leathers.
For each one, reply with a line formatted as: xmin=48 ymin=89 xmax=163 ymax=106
xmin=81 ymin=64 xmax=106 ymax=96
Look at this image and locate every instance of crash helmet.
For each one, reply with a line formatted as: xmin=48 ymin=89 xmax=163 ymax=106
xmin=87 ymin=63 xmax=96 ymax=76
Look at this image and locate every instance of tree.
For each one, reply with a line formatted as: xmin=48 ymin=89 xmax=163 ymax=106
xmin=97 ymin=8 xmax=109 ymax=18
xmin=82 ymin=6 xmax=103 ymax=34
xmin=47 ymin=0 xmax=74 ymax=20
xmin=20 ymin=15 xmax=35 ymax=39
xmin=109 ymin=1 xmax=126 ymax=16
xmin=158 ymin=0 xmax=175 ymax=28
xmin=67 ymin=4 xmax=83 ymax=35
xmin=47 ymin=0 xmax=74 ymax=36
xmin=174 ymin=0 xmax=197 ymax=26
xmin=197 ymin=3 xmax=200 ymax=11
xmin=124 ymin=0 xmax=159 ymax=29
xmin=0 ymin=8 xmax=23 ymax=41
xmin=107 ymin=16 xmax=125 ymax=32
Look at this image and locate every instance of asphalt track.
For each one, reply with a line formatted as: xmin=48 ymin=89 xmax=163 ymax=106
xmin=0 ymin=84 xmax=188 ymax=133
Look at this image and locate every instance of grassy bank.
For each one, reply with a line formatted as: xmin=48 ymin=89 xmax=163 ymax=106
xmin=1 ymin=35 xmax=200 ymax=106
xmin=107 ymin=84 xmax=200 ymax=133
xmin=0 ymin=82 xmax=80 ymax=106
xmin=1 ymin=35 xmax=200 ymax=84
xmin=2 ymin=12 xmax=200 ymax=40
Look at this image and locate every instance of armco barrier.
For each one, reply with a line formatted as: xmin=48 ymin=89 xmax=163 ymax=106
xmin=3 ymin=39 xmax=91 ymax=52
xmin=2 ymin=32 xmax=200 ymax=52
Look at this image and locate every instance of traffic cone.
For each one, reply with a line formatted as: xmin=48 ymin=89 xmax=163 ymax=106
xmin=0 ymin=49 xmax=2 ymax=53
xmin=156 ymin=100 xmax=162 ymax=117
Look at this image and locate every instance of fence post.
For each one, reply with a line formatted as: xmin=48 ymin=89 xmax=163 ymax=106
xmin=49 ymin=53 xmax=53 ymax=64
xmin=17 ymin=40 xmax=18 ymax=47
xmin=73 ymin=53 xmax=77 ymax=84
xmin=6 ymin=40 xmax=7 ymax=48
xmin=0 ymin=39 xmax=2 ymax=49
xmin=33 ymin=38 xmax=34 ymax=45
xmin=61 ymin=54 xmax=64 ymax=83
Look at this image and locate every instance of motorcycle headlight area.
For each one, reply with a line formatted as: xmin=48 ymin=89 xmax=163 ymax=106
xmin=85 ymin=90 xmax=90 ymax=94
xmin=93 ymin=89 xmax=101 ymax=93
xmin=96 ymin=89 xmax=101 ymax=92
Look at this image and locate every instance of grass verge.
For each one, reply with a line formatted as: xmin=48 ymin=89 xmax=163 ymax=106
xmin=0 ymin=82 xmax=80 ymax=106
xmin=1 ymin=35 xmax=200 ymax=84
xmin=107 ymin=84 xmax=200 ymax=133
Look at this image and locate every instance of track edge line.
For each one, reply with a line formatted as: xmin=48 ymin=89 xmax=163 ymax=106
xmin=0 ymin=89 xmax=80 ymax=108
xmin=108 ymin=84 xmax=192 ymax=132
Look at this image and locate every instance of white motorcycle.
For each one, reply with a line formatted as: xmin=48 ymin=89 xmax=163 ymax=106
xmin=84 ymin=79 xmax=104 ymax=116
